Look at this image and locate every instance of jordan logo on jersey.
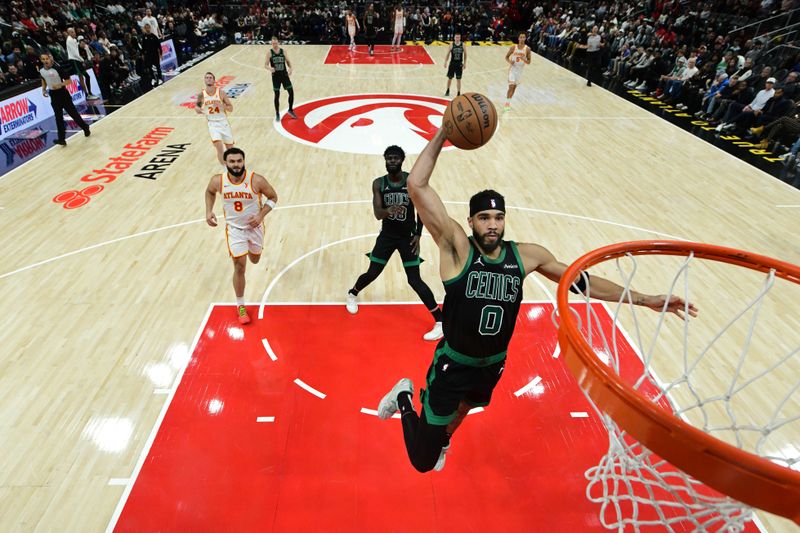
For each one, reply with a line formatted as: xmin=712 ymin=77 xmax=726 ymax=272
xmin=474 ymin=256 xmax=484 ymax=267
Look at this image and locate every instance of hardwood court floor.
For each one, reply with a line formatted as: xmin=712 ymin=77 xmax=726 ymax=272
xmin=0 ymin=44 xmax=797 ymax=532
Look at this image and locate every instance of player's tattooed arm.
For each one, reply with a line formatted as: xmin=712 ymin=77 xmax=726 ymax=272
xmin=407 ymin=128 xmax=470 ymax=278
xmin=195 ymin=91 xmax=204 ymax=114
xmin=523 ymin=243 xmax=697 ymax=320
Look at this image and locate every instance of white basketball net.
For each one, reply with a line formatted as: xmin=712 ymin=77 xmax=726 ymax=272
xmin=563 ymin=251 xmax=800 ymax=532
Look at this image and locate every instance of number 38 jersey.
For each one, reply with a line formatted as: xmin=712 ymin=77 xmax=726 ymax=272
xmin=221 ymin=171 xmax=261 ymax=230
xmin=379 ymin=172 xmax=417 ymax=237
xmin=442 ymin=238 xmax=525 ymax=359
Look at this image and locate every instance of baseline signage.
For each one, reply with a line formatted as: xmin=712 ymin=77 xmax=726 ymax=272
xmin=0 ymin=69 xmax=101 ymax=141
xmin=160 ymin=39 xmax=179 ymax=74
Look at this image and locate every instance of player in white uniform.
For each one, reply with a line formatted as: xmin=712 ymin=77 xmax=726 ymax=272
xmin=504 ymin=33 xmax=531 ymax=111
xmin=346 ymin=10 xmax=359 ymax=51
xmin=195 ymin=72 xmax=234 ymax=167
xmin=205 ymin=147 xmax=278 ymax=324
xmin=391 ymin=6 xmax=404 ymax=51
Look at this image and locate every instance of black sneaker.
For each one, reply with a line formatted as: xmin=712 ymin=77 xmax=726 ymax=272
xmin=445 ymin=90 xmax=450 ymax=96
xmin=83 ymin=127 xmax=91 ymax=137
xmin=54 ymin=139 xmax=66 ymax=146
xmin=287 ymin=109 xmax=297 ymax=119
xmin=275 ymin=113 xmax=280 ymax=122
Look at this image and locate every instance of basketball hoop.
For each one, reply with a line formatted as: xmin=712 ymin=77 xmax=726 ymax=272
xmin=556 ymin=240 xmax=800 ymax=530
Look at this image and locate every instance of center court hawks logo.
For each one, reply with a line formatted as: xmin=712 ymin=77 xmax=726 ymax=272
xmin=275 ymin=93 xmax=455 ymax=155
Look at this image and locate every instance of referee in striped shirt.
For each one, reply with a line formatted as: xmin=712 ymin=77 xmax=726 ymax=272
xmin=584 ymin=26 xmax=603 ymax=87
xmin=39 ymin=52 xmax=91 ymax=146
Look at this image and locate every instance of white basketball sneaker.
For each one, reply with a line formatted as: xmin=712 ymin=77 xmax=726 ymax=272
xmin=434 ymin=443 xmax=451 ymax=472
xmin=378 ymin=378 xmax=414 ymax=420
xmin=346 ymin=291 xmax=358 ymax=314
xmin=423 ymin=321 xmax=443 ymax=341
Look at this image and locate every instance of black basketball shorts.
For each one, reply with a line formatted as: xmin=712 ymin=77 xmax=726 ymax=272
xmin=420 ymin=340 xmax=506 ymax=425
xmin=447 ymin=62 xmax=463 ymax=80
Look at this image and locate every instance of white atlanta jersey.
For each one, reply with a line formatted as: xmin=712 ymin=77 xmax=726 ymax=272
xmin=221 ymin=171 xmax=261 ymax=230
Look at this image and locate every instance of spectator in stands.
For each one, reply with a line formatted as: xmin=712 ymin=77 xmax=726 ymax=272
xmin=708 ymin=79 xmax=755 ymax=125
xmin=781 ymin=71 xmax=800 ymax=100
xmin=99 ymin=45 xmax=129 ymax=102
xmin=749 ymin=66 xmax=773 ymax=93
xmin=5 ymin=63 xmax=25 ymax=85
xmin=676 ymin=61 xmax=717 ymax=111
xmin=65 ymin=27 xmax=97 ymax=99
xmin=716 ymin=77 xmax=776 ymax=131
xmin=661 ymin=57 xmax=698 ymax=103
xmin=140 ymin=8 xmax=161 ymax=39
xmin=696 ymin=72 xmax=732 ymax=118
xmin=624 ymin=47 xmax=655 ymax=89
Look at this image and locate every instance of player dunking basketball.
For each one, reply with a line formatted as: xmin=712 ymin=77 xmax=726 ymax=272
xmin=195 ymin=72 xmax=234 ymax=167
xmin=444 ymin=32 xmax=467 ymax=97
xmin=391 ymin=5 xmax=405 ymax=51
xmin=504 ymin=33 xmax=531 ymax=111
xmin=205 ymin=148 xmax=278 ymax=324
xmin=346 ymin=145 xmax=444 ymax=341
xmin=266 ymin=37 xmax=296 ymax=122
xmin=376 ymin=128 xmax=697 ymax=472
xmin=346 ymin=10 xmax=359 ymax=52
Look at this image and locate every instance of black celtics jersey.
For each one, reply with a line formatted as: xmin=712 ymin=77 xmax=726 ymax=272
xmin=365 ymin=11 xmax=376 ymax=33
xmin=442 ymin=238 xmax=524 ymax=359
xmin=451 ymin=42 xmax=464 ymax=64
xmin=379 ymin=172 xmax=417 ymax=236
xmin=270 ymin=49 xmax=287 ymax=72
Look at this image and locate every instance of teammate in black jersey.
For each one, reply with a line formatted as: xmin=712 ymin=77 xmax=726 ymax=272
xmin=377 ymin=128 xmax=698 ymax=473
xmin=363 ymin=3 xmax=378 ymax=56
xmin=347 ymin=145 xmax=445 ymax=341
xmin=265 ymin=37 xmax=296 ymax=122
xmin=444 ymin=32 xmax=467 ymax=97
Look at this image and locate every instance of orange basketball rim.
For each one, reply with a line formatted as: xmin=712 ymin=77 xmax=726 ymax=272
xmin=556 ymin=240 xmax=800 ymax=523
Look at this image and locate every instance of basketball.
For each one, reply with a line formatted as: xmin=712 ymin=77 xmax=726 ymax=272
xmin=442 ymin=93 xmax=498 ymax=150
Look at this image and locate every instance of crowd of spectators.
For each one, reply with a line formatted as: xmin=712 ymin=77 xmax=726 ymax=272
xmin=226 ymin=1 xmax=527 ymax=45
xmin=2 ymin=0 xmax=800 ymax=173
xmin=0 ymin=0 xmax=226 ymax=100
xmin=530 ymin=0 xmax=800 ymax=171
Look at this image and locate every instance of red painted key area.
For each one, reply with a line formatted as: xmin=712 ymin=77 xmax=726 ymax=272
xmin=114 ymin=303 xmax=759 ymax=532
xmin=324 ymin=45 xmax=435 ymax=65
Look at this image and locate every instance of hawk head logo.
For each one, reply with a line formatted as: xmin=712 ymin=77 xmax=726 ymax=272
xmin=275 ymin=93 xmax=456 ymax=155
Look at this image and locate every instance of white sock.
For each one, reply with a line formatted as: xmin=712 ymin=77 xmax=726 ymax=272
xmin=236 ymin=297 xmax=244 ymax=306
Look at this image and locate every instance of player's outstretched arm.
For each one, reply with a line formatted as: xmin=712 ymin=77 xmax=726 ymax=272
xmin=519 ymin=243 xmax=699 ymax=320
xmin=407 ymin=128 xmax=469 ymax=271
xmin=205 ymin=175 xmax=220 ymax=226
